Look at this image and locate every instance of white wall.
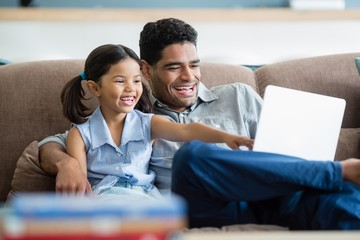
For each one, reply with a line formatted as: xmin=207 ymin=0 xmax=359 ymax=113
xmin=1 ymin=20 xmax=360 ymax=65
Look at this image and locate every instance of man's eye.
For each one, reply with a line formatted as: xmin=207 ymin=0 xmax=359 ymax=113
xmin=116 ymin=80 xmax=125 ymax=83
xmin=168 ymin=67 xmax=180 ymax=70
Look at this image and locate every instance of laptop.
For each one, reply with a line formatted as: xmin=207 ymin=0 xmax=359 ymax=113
xmin=253 ymin=85 xmax=346 ymax=161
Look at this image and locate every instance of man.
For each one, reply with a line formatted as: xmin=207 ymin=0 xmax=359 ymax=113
xmin=39 ymin=18 xmax=360 ymax=230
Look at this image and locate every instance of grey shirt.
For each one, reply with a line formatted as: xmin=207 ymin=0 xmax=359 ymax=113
xmin=150 ymin=83 xmax=262 ymax=194
xmin=39 ymin=82 xmax=263 ymax=195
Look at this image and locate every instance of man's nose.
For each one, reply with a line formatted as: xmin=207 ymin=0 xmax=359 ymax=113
xmin=180 ymin=66 xmax=193 ymax=81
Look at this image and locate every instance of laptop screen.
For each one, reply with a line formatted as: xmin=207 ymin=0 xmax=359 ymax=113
xmin=253 ymin=85 xmax=345 ymax=161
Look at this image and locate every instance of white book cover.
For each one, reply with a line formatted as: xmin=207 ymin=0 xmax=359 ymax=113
xmin=290 ymin=0 xmax=345 ymax=10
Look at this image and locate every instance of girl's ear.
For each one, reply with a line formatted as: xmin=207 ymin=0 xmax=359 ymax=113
xmin=140 ymin=60 xmax=152 ymax=82
xmin=86 ymin=80 xmax=101 ymax=97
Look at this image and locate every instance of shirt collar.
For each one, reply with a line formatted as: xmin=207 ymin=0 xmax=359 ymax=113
xmin=121 ymin=110 xmax=145 ymax=145
xmin=89 ymin=107 xmax=144 ymax=149
xmin=150 ymin=82 xmax=218 ymax=111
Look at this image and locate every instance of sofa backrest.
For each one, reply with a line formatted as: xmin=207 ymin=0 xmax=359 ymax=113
xmin=0 ymin=60 xmax=257 ymax=202
xmin=0 ymin=59 xmax=83 ymax=202
xmin=255 ymin=52 xmax=360 ymax=128
xmin=1 ymin=53 xmax=359 ymax=202
xmin=200 ymin=62 xmax=257 ymax=90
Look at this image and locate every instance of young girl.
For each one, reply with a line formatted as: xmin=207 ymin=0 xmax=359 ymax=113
xmin=61 ymin=44 xmax=253 ymax=200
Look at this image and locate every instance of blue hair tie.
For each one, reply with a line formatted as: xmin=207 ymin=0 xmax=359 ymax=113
xmin=80 ymin=72 xmax=86 ymax=80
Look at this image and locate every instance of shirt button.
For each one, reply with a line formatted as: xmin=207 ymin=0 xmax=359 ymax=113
xmin=117 ymin=152 xmax=122 ymax=157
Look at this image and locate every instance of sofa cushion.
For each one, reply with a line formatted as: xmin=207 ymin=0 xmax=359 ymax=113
xmin=335 ymin=128 xmax=360 ymax=160
xmin=200 ymin=63 xmax=258 ymax=92
xmin=255 ymin=53 xmax=360 ymax=128
xmin=7 ymin=141 xmax=55 ymax=203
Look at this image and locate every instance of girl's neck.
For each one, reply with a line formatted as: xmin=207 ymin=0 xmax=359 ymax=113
xmin=100 ymin=107 xmax=127 ymax=147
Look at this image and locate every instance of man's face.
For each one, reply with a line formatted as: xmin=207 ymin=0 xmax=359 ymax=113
xmin=143 ymin=42 xmax=201 ymax=112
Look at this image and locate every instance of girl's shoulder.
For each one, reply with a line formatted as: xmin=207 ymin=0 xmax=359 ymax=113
xmin=132 ymin=109 xmax=154 ymax=118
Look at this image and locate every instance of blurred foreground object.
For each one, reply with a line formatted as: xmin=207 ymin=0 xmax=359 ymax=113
xmin=1 ymin=193 xmax=187 ymax=240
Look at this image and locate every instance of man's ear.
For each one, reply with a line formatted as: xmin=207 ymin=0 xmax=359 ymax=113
xmin=140 ymin=60 xmax=152 ymax=81
xmin=86 ymin=80 xmax=101 ymax=97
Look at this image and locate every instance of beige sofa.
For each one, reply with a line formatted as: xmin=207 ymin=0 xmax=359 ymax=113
xmin=0 ymin=52 xmax=359 ymax=230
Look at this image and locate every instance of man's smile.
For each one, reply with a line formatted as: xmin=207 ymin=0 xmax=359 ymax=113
xmin=173 ymin=84 xmax=197 ymax=97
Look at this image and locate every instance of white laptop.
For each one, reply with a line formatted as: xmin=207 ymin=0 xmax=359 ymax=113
xmin=253 ymin=85 xmax=346 ymax=161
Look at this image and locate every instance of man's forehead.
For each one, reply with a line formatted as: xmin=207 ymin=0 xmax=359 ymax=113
xmin=159 ymin=43 xmax=199 ymax=66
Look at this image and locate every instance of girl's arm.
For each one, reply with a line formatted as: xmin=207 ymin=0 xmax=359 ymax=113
xmin=66 ymin=127 xmax=88 ymax=177
xmin=151 ymin=115 xmax=254 ymax=150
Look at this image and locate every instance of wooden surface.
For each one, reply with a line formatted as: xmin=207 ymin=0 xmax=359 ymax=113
xmin=183 ymin=231 xmax=360 ymax=240
xmin=1 ymin=8 xmax=360 ymax=22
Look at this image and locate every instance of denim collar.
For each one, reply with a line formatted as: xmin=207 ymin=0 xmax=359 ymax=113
xmin=88 ymin=107 xmax=145 ymax=149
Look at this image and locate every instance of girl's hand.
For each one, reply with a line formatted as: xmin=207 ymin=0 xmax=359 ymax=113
xmin=226 ymin=135 xmax=254 ymax=150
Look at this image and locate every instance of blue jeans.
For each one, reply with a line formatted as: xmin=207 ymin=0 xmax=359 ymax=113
xmin=171 ymin=141 xmax=360 ymax=230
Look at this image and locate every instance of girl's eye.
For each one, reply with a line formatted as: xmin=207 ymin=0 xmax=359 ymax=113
xmin=115 ymin=80 xmax=125 ymax=83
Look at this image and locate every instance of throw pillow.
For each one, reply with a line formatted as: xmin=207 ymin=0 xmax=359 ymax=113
xmin=7 ymin=141 xmax=56 ymax=203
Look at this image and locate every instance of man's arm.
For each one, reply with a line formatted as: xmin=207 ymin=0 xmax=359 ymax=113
xmin=39 ymin=134 xmax=92 ymax=195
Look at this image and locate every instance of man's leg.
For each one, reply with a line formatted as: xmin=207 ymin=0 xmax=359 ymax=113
xmin=171 ymin=141 xmax=349 ymax=228
xmin=288 ymin=181 xmax=360 ymax=229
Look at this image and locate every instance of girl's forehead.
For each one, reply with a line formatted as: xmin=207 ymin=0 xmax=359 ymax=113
xmin=107 ymin=59 xmax=141 ymax=74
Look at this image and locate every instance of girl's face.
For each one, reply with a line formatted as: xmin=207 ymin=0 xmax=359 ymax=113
xmin=96 ymin=58 xmax=142 ymax=117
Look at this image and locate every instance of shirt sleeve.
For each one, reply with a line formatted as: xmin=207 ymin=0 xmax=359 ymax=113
xmin=38 ymin=131 xmax=68 ymax=149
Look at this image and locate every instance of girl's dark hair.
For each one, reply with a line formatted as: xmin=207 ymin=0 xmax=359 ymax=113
xmin=139 ymin=18 xmax=198 ymax=65
xmin=61 ymin=44 xmax=153 ymax=124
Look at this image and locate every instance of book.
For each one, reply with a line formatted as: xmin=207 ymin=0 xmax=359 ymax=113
xmin=2 ymin=193 xmax=187 ymax=240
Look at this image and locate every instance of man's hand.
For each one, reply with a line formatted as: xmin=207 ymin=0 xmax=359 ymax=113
xmin=55 ymin=157 xmax=93 ymax=196
xmin=39 ymin=142 xmax=93 ymax=196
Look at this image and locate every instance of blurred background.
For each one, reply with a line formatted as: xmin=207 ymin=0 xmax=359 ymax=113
xmin=2 ymin=0 xmax=360 ymax=8
xmin=1 ymin=0 xmax=360 ymax=65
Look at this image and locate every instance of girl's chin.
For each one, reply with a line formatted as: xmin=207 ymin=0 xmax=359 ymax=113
xmin=120 ymin=106 xmax=136 ymax=112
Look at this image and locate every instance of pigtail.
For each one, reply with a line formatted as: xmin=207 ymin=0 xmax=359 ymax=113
xmin=61 ymin=75 xmax=90 ymax=124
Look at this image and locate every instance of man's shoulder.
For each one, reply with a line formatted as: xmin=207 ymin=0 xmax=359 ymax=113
xmin=209 ymin=82 xmax=257 ymax=95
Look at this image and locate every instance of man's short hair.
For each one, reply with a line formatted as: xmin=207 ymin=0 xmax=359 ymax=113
xmin=139 ymin=18 xmax=198 ymax=65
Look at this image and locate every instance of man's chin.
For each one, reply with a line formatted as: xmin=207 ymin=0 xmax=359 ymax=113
xmin=179 ymin=98 xmax=197 ymax=107
xmin=166 ymin=99 xmax=196 ymax=111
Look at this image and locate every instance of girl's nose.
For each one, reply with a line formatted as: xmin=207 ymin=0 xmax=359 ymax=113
xmin=124 ymin=82 xmax=135 ymax=92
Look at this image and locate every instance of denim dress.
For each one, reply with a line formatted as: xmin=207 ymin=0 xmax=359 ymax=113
xmin=76 ymin=107 xmax=162 ymax=201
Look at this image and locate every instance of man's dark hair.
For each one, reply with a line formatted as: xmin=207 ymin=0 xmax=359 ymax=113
xmin=139 ymin=18 xmax=198 ymax=65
